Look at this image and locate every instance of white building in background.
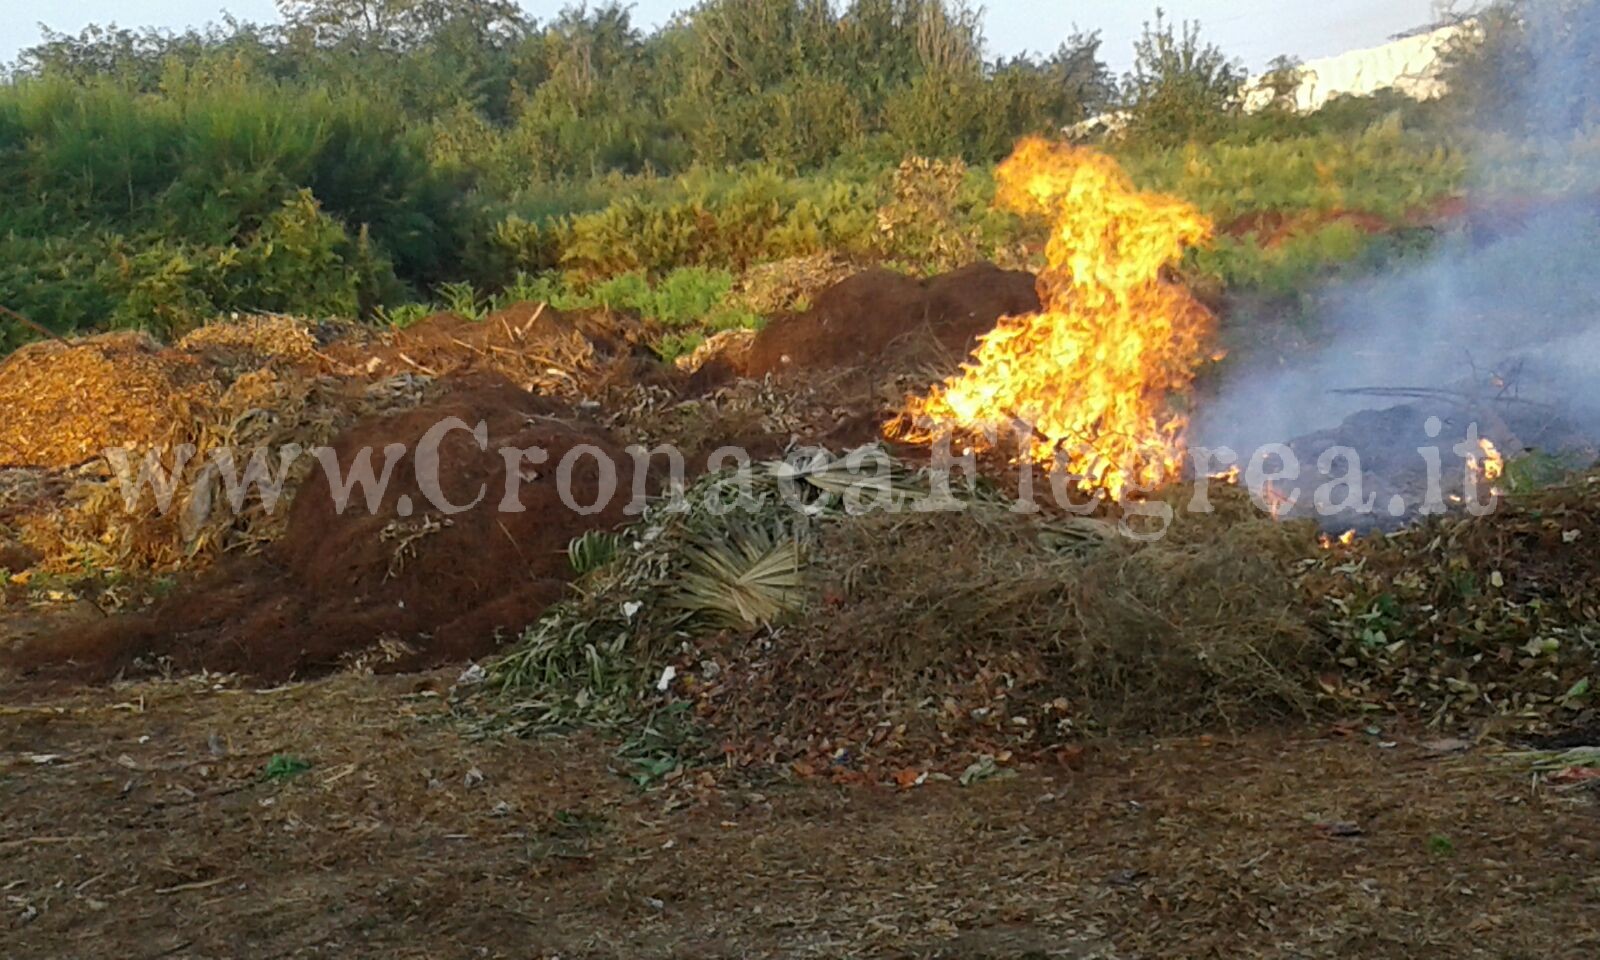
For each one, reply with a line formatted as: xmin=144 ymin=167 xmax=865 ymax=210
xmin=1242 ymin=20 xmax=1478 ymax=114
xmin=1065 ymin=20 xmax=1478 ymax=139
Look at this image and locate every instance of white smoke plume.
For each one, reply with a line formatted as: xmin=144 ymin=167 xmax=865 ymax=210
xmin=1195 ymin=0 xmax=1600 ymax=457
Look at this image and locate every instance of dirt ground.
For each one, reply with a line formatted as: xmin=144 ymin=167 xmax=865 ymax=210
xmin=2 ymin=672 xmax=1596 ymax=959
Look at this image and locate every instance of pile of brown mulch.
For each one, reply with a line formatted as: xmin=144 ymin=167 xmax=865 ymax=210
xmin=732 ymin=261 xmax=1040 ymax=379
xmin=2 ymin=379 xmax=632 ymax=681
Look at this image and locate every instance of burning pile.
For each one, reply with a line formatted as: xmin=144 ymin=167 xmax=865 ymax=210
xmin=892 ymin=138 xmax=1215 ymax=498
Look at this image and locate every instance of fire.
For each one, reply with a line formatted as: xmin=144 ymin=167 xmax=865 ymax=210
xmin=1318 ymin=529 xmax=1358 ymax=549
xmin=889 ymin=137 xmax=1214 ymax=499
xmin=1478 ymin=438 xmax=1504 ymax=483
xmin=1262 ymin=478 xmax=1292 ymax=521
xmin=1465 ymin=436 xmax=1505 ymax=495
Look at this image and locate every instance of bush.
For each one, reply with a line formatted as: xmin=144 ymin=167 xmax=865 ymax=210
xmin=1120 ymin=11 xmax=1246 ymax=147
xmin=0 ymin=74 xmax=450 ymax=338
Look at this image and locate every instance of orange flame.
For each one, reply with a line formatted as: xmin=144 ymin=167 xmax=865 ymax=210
xmin=1464 ymin=437 xmax=1505 ymax=497
xmin=889 ymin=138 xmax=1214 ymax=499
xmin=1318 ymin=529 xmax=1358 ymax=549
xmin=1478 ymin=438 xmax=1504 ymax=483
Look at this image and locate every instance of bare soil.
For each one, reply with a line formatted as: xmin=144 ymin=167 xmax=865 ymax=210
xmin=1 ymin=672 xmax=1595 ymax=959
xmin=739 ymin=262 xmax=1040 ymax=379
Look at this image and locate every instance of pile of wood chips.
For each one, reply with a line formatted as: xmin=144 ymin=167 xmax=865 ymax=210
xmin=0 ymin=333 xmax=217 ymax=469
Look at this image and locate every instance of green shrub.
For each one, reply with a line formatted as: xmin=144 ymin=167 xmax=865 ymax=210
xmin=1119 ymin=12 xmax=1246 ymax=147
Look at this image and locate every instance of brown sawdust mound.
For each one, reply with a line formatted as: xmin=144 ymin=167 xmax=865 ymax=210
xmin=2 ymin=378 xmax=631 ymax=681
xmin=0 ymin=333 xmax=218 ymax=469
xmin=737 ymin=261 xmax=1040 ymax=378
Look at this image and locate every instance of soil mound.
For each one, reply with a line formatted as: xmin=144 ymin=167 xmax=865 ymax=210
xmin=3 ymin=379 xmax=631 ymax=681
xmin=740 ymin=262 xmax=1040 ymax=378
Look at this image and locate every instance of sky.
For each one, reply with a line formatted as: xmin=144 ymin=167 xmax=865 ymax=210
xmin=5 ymin=1 xmax=1446 ymax=73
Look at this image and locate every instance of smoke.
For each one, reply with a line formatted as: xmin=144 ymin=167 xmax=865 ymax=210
xmin=1195 ymin=1 xmax=1600 ymax=456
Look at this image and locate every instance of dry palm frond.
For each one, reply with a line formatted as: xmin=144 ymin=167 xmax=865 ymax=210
xmin=487 ymin=444 xmax=1099 ymax=732
xmin=671 ymin=526 xmax=804 ymax=628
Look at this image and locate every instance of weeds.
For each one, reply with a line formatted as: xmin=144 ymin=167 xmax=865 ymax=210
xmin=262 ymin=755 xmax=311 ymax=782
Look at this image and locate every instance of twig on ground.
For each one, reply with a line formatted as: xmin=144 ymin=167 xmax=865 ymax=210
xmin=0 ymin=303 xmax=71 ymax=347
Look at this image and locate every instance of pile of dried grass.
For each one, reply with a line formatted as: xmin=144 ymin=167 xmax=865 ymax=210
xmin=731 ymin=253 xmax=858 ymax=317
xmin=485 ymin=447 xmax=1102 ymax=731
xmin=176 ymin=314 xmax=322 ymax=368
xmin=486 ymin=445 xmax=1324 ymax=770
xmin=690 ymin=505 xmax=1326 ymax=773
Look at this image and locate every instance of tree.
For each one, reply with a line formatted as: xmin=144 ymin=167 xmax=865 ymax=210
xmin=1259 ymin=54 xmax=1305 ymax=113
xmin=13 ymin=19 xmax=281 ymax=90
xmin=276 ymin=0 xmax=528 ymax=50
xmin=1046 ymin=30 xmax=1117 ymax=119
xmin=1121 ymin=9 xmax=1246 ymax=146
xmin=1437 ymin=0 xmax=1600 ymax=135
